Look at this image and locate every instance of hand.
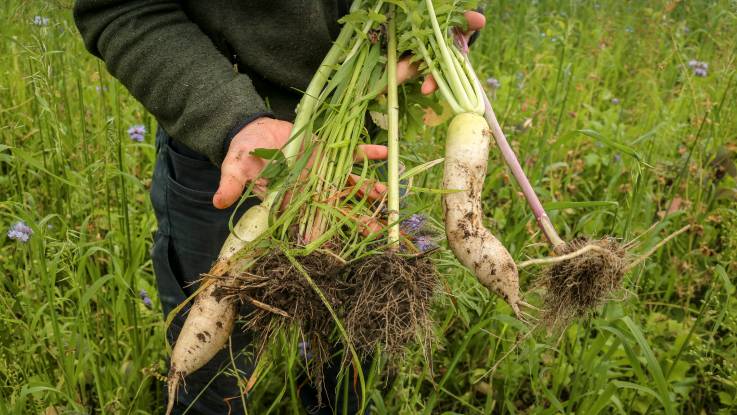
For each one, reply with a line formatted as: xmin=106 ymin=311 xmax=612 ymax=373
xmin=396 ymin=10 xmax=486 ymax=95
xmin=213 ymin=117 xmax=292 ymax=209
xmin=213 ymin=117 xmax=388 ymax=210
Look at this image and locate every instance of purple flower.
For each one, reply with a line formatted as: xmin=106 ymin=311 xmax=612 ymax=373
xmin=127 ymin=125 xmax=146 ymax=142
xmin=298 ymin=341 xmax=313 ymax=360
xmin=7 ymin=221 xmax=33 ymax=243
xmin=400 ymin=214 xmax=427 ymax=235
xmin=413 ymin=235 xmax=438 ymax=253
xmin=611 ymin=97 xmax=620 ymax=105
xmin=613 ymin=153 xmax=622 ymax=162
xmin=32 ymin=16 xmax=49 ymax=26
xmin=688 ymin=60 xmax=708 ymax=77
xmin=486 ymin=77 xmax=501 ymax=90
xmin=139 ymin=289 xmax=152 ymax=309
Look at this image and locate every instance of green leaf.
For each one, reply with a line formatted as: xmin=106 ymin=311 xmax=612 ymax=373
xmin=621 ymin=317 xmax=675 ymax=415
xmin=576 ymin=129 xmax=650 ymax=166
xmin=544 ymin=201 xmax=619 ymax=211
xmin=716 ymin=265 xmax=735 ymax=295
xmin=250 ymin=148 xmax=285 ymax=161
xmin=399 ymin=158 xmax=444 ymax=181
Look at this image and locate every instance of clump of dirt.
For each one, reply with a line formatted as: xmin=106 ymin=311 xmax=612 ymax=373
xmin=222 ymin=250 xmax=350 ymax=390
xmin=539 ymin=237 xmax=628 ymax=329
xmin=343 ymin=252 xmax=438 ymax=357
xmin=220 ymin=248 xmax=439 ymax=398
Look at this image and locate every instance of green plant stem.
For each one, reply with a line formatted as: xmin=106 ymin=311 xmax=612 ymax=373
xmin=386 ymin=6 xmax=400 ymax=247
xmin=281 ymin=17 xmax=355 ymax=164
xmin=425 ymin=0 xmax=474 ymax=111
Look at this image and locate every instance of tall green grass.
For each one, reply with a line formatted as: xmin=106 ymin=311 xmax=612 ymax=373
xmin=1 ymin=0 xmax=736 ymax=414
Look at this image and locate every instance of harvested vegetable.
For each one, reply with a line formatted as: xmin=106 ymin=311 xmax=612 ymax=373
xmin=394 ymin=0 xmax=523 ymax=314
xmin=166 ymin=202 xmax=270 ymax=415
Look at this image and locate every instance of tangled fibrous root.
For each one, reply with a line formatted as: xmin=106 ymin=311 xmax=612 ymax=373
xmin=219 ymin=248 xmax=439 ymax=395
xmin=343 ymin=253 xmax=438 ymax=357
xmin=538 ymin=237 xmax=628 ymax=329
xmin=221 ymin=250 xmax=349 ymax=390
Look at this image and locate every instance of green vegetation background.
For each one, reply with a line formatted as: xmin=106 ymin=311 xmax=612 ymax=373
xmin=1 ymin=0 xmax=736 ymax=413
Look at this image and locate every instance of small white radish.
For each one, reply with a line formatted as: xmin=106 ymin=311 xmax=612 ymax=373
xmin=166 ymin=202 xmax=269 ymax=415
xmin=442 ymin=112 xmax=521 ymax=316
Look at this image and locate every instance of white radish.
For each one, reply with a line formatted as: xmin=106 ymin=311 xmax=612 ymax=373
xmin=442 ymin=112 xmax=521 ymax=317
xmin=166 ymin=202 xmax=269 ymax=415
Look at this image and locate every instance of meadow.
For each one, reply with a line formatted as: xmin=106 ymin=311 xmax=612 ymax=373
xmin=1 ymin=0 xmax=736 ymax=414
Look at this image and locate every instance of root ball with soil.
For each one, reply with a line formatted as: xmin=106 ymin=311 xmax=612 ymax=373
xmin=537 ymin=237 xmax=628 ymax=328
xmin=344 ymin=252 xmax=438 ymax=356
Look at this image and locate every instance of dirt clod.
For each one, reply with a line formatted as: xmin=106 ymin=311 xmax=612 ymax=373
xmin=343 ymin=253 xmax=438 ymax=357
xmin=539 ymin=237 xmax=628 ymax=329
xmin=218 ymin=248 xmax=438 ymax=398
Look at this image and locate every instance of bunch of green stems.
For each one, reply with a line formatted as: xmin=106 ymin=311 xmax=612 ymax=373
xmin=225 ymin=0 xmax=477 ymax=262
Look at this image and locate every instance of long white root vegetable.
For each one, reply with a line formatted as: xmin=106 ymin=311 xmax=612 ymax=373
xmin=166 ymin=202 xmax=270 ymax=415
xmin=443 ymin=112 xmax=521 ymax=317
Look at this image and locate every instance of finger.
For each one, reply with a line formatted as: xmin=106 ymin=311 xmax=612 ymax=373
xmin=396 ymin=58 xmax=420 ymax=85
xmin=464 ymin=11 xmax=486 ymax=33
xmin=213 ymin=169 xmax=247 ymax=209
xmin=347 ymin=174 xmax=387 ymax=201
xmin=353 ymin=144 xmax=388 ymax=162
xmin=253 ymin=183 xmax=268 ymax=200
xmin=279 ymin=189 xmax=293 ymax=211
xmin=337 ymin=207 xmax=384 ymax=237
xmin=421 ymin=74 xmax=438 ymax=95
xmin=355 ymin=215 xmax=384 ymax=237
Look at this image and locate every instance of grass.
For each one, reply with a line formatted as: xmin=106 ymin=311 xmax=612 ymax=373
xmin=1 ymin=0 xmax=736 ymax=413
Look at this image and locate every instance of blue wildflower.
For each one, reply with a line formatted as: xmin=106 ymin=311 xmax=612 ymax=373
xmin=413 ymin=235 xmax=438 ymax=253
xmin=693 ymin=67 xmax=707 ymax=77
xmin=688 ymin=60 xmax=708 ymax=77
xmin=7 ymin=221 xmax=33 ymax=243
xmin=486 ymin=77 xmax=501 ymax=90
xmin=32 ymin=16 xmax=49 ymax=26
xmin=611 ymin=97 xmax=620 ymax=105
xmin=298 ymin=341 xmax=313 ymax=360
xmin=401 ymin=214 xmax=427 ymax=235
xmin=613 ymin=153 xmax=622 ymax=162
xmin=127 ymin=125 xmax=146 ymax=142
xmin=625 ymin=27 xmax=634 ymax=33
xmin=139 ymin=289 xmax=152 ymax=309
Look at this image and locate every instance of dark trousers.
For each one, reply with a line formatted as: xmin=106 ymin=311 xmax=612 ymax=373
xmin=150 ymin=128 xmax=366 ymax=414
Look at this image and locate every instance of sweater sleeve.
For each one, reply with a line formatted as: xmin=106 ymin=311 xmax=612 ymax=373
xmin=73 ymin=0 xmax=271 ymax=165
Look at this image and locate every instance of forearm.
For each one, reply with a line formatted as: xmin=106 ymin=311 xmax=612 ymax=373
xmin=74 ymin=0 xmax=270 ymax=165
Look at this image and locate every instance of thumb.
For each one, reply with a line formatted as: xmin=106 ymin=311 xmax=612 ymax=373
xmin=213 ymin=162 xmax=248 ymax=209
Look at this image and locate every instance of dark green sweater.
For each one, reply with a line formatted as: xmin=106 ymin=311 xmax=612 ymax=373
xmin=74 ymin=1 xmax=351 ymax=165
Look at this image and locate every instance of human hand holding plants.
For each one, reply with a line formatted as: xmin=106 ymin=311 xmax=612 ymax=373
xmin=213 ymin=117 xmax=388 ymax=209
xmin=396 ymin=10 xmax=485 ymax=95
xmin=213 ymin=10 xmax=485 ymax=230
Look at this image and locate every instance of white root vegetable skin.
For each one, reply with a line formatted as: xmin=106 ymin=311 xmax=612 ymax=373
xmin=442 ymin=112 xmax=521 ymax=317
xmin=166 ymin=203 xmax=269 ymax=415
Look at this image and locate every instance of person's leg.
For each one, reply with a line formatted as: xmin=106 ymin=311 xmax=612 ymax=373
xmin=150 ymin=127 xmax=257 ymax=414
xmin=298 ymin=350 xmax=375 ymax=415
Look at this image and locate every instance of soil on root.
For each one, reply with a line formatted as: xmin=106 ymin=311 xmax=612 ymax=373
xmin=222 ymin=250 xmax=349 ymax=389
xmin=219 ymin=249 xmax=439 ymax=399
xmin=343 ymin=253 xmax=438 ymax=357
xmin=539 ymin=237 xmax=628 ymax=329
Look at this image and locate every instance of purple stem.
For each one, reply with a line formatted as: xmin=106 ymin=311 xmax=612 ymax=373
xmin=478 ymin=88 xmax=565 ymax=249
xmin=452 ymin=30 xmax=565 ymax=249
